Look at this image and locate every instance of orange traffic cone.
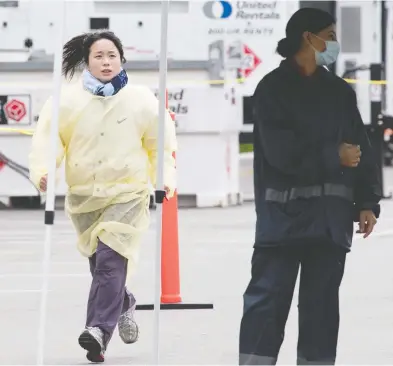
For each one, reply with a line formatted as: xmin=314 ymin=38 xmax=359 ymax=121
xmin=160 ymin=92 xmax=182 ymax=304
xmin=135 ymin=90 xmax=212 ymax=311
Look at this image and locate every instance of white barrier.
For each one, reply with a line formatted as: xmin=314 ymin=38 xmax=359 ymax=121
xmin=239 ymin=152 xmax=254 ymax=201
xmin=0 ymin=84 xmax=244 ymax=208
xmin=0 ymin=129 xmax=39 ymax=200
xmin=172 ymin=86 xmax=243 ymax=207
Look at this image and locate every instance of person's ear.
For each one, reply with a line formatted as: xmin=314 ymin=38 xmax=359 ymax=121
xmin=302 ymin=31 xmax=312 ymax=46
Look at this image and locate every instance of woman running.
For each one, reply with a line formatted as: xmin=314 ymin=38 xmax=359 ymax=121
xmin=29 ymin=30 xmax=177 ymax=363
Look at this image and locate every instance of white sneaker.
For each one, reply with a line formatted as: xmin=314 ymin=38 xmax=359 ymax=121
xmin=118 ymin=307 xmax=139 ymax=344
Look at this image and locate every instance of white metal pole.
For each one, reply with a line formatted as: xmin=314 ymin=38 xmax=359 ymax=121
xmin=153 ymin=0 xmax=170 ymax=364
xmin=371 ymin=0 xmax=382 ymax=65
xmin=36 ymin=1 xmax=65 ymax=365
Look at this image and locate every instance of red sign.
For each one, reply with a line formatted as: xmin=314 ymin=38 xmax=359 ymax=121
xmin=4 ymin=99 xmax=26 ymax=122
xmin=242 ymin=45 xmax=262 ymax=78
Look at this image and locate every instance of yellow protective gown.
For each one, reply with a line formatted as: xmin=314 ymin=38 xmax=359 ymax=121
xmin=28 ymin=81 xmax=177 ymax=277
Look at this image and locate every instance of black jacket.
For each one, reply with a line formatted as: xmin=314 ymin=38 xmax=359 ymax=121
xmin=253 ymin=59 xmax=381 ymax=250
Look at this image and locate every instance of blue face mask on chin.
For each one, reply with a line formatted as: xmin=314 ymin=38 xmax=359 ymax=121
xmin=313 ymin=36 xmax=340 ymax=66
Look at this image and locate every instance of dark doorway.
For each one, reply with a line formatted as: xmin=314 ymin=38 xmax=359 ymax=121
xmin=90 ymin=17 xmax=109 ymax=30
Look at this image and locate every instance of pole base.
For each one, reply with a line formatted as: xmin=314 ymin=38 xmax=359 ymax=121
xmin=135 ymin=302 xmax=214 ymax=310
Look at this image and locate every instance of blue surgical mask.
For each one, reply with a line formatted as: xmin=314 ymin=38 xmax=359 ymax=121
xmin=313 ymin=36 xmax=340 ymax=66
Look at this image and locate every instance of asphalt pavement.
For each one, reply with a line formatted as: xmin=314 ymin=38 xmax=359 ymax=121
xmin=1 ymin=179 xmax=393 ymax=365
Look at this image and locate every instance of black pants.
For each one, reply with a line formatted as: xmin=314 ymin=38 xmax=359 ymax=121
xmin=239 ymin=243 xmax=346 ymax=365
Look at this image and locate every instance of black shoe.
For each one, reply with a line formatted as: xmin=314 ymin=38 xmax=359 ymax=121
xmin=78 ymin=327 xmax=105 ymax=363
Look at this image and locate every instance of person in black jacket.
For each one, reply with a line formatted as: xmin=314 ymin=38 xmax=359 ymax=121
xmin=239 ymin=7 xmax=381 ymax=365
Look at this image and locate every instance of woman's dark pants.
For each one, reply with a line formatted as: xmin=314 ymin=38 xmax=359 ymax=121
xmin=85 ymin=239 xmax=136 ymax=346
xmin=239 ymin=243 xmax=346 ymax=365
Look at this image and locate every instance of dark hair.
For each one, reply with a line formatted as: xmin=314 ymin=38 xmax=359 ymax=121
xmin=276 ymin=8 xmax=335 ymax=58
xmin=62 ymin=30 xmax=126 ymax=79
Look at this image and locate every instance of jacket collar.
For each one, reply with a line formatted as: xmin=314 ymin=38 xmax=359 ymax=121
xmin=279 ymin=58 xmax=328 ymax=84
